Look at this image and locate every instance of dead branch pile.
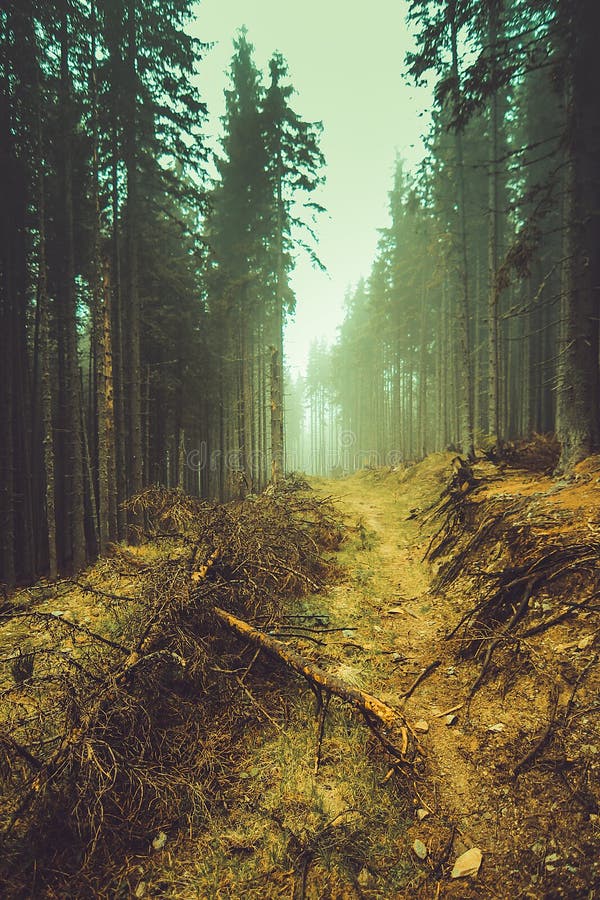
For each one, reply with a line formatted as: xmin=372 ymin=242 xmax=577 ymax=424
xmin=480 ymin=433 xmax=560 ymax=473
xmin=426 ymin=461 xmax=600 ymax=697
xmin=0 ymin=484 xmax=345 ymax=897
xmin=509 ymin=433 xmax=561 ymax=473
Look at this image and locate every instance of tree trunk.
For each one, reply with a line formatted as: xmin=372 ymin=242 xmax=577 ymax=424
xmin=213 ymin=605 xmax=419 ymax=762
xmin=36 ymin=81 xmax=57 ymax=579
xmin=60 ymin=1 xmax=86 ymax=571
xmin=487 ymin=0 xmax=502 ymax=445
xmin=556 ymin=0 xmax=600 ymax=470
xmin=111 ymin=127 xmax=128 ymax=539
xmin=90 ymin=1 xmax=109 ymax=554
xmin=102 ymin=263 xmax=118 ymax=540
xmin=125 ymin=0 xmax=143 ymax=527
xmin=449 ymin=2 xmax=475 ymax=459
xmin=270 ymin=161 xmax=285 ymax=484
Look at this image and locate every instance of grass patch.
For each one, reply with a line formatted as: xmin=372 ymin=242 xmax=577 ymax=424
xmin=153 ymin=690 xmax=415 ymax=898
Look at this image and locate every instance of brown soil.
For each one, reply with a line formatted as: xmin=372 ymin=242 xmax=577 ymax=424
xmin=309 ymin=454 xmax=599 ymax=899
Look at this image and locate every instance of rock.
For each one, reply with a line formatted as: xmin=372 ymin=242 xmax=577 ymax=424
xmin=450 ymin=847 xmax=482 ymax=879
xmin=414 ymin=719 xmax=429 ymax=733
xmin=578 ymin=634 xmax=594 ymax=650
xmin=417 ymin=808 xmax=430 ymax=821
xmin=413 ymin=839 xmax=428 ymax=859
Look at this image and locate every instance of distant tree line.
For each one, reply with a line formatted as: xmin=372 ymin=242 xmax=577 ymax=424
xmin=0 ymin=4 xmax=324 ymax=587
xmin=302 ymin=0 xmax=599 ymax=476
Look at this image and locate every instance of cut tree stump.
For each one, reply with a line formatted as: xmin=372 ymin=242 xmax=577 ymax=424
xmin=213 ymin=606 xmax=421 ymax=764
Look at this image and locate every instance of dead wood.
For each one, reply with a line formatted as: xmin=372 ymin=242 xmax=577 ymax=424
xmin=313 ymin=691 xmax=331 ymax=775
xmin=399 ymin=659 xmax=441 ymax=700
xmin=510 ymin=654 xmax=598 ymax=777
xmin=0 ymin=483 xmax=345 ymax=897
xmin=468 ymin=579 xmax=535 ymax=698
xmin=513 ymin=684 xmax=560 ymax=776
xmin=212 ymin=606 xmax=421 ymax=764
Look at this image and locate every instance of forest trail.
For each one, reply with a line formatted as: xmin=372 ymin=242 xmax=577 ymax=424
xmin=310 ymin=457 xmax=599 ymax=899
xmin=310 ymin=461 xmax=496 ymax=894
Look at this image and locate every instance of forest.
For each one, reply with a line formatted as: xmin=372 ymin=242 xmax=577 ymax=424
xmin=296 ymin=1 xmax=599 ymax=478
xmin=1 ymin=0 xmax=599 ymax=586
xmin=1 ymin=0 xmax=324 ymax=586
xmin=0 ymin=2 xmax=599 ymax=897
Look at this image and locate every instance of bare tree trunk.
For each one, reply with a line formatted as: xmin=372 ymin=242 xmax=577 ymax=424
xmin=487 ymin=0 xmax=503 ymax=445
xmin=213 ymin=606 xmax=419 ymax=761
xmin=270 ymin=338 xmax=284 ymax=484
xmin=270 ymin=155 xmax=285 ymax=484
xmin=449 ymin=2 xmax=475 ymax=459
xmin=177 ymin=428 xmax=185 ymax=491
xmin=36 ymin=83 xmax=57 ymax=578
xmin=111 ymin=104 xmax=127 ymax=539
xmin=60 ymin=1 xmax=86 ymax=570
xmin=556 ymin=0 xmax=600 ymax=470
xmin=90 ymin=0 xmax=109 ymax=554
xmin=102 ymin=263 xmax=118 ymax=540
xmin=417 ymin=286 xmax=428 ymax=458
xmin=125 ymin=0 xmax=143 ymax=530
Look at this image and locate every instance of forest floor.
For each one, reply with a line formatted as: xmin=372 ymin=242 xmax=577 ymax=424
xmin=304 ymin=453 xmax=600 ymax=899
xmin=153 ymin=450 xmax=598 ymax=898
xmin=1 ymin=450 xmax=598 ymax=898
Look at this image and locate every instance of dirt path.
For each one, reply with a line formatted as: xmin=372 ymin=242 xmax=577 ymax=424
xmin=311 ymin=465 xmax=488 ymax=837
xmin=309 ymin=461 xmax=596 ymax=899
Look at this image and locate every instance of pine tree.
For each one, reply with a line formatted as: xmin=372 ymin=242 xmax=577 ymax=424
xmin=261 ymin=50 xmax=325 ymax=482
xmin=555 ymin=0 xmax=600 ymax=469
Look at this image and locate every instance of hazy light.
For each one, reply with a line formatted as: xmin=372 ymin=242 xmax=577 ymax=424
xmin=192 ymin=0 xmax=430 ymax=373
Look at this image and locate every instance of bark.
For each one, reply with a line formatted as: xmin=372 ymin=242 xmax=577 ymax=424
xmin=36 ymin=81 xmax=57 ymax=578
xmin=213 ymin=606 xmax=419 ymax=762
xmin=111 ymin=126 xmax=127 ymax=539
xmin=449 ymin=2 xmax=475 ymax=460
xmin=270 ymin=140 xmax=285 ymax=484
xmin=125 ymin=0 xmax=143 ymax=527
xmin=0 ymin=25 xmax=16 ymax=587
xmin=270 ymin=343 xmax=283 ymax=483
xmin=417 ymin=286 xmax=428 ymax=458
xmin=91 ymin=2 xmax=109 ymax=554
xmin=487 ymin=0 xmax=502 ymax=444
xmin=59 ymin=1 xmax=86 ymax=570
xmin=556 ymin=0 xmax=600 ymax=470
xmin=177 ymin=428 xmax=186 ymax=491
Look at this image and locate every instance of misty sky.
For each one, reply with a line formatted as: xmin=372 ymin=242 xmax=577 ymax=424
xmin=192 ymin=0 xmax=429 ymax=374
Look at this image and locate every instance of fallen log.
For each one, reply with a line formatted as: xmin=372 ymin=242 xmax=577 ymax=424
xmin=213 ymin=606 xmax=421 ymax=764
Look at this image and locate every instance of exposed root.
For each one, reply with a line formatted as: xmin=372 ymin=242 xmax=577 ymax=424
xmin=427 ymin=461 xmax=600 ymax=697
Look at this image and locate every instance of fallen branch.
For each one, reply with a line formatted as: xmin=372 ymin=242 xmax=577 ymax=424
xmin=513 ymin=683 xmax=560 ymax=776
xmin=213 ymin=606 xmax=420 ymax=763
xmin=468 ymin=578 xmax=536 ymax=699
xmin=400 ymin=659 xmax=441 ymax=700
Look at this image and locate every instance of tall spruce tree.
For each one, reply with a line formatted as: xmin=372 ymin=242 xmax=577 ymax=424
xmin=261 ymin=50 xmax=325 ymax=482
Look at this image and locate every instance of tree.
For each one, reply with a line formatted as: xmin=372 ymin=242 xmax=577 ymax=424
xmin=555 ymin=0 xmax=600 ymax=470
xmin=261 ymin=50 xmax=325 ymax=482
